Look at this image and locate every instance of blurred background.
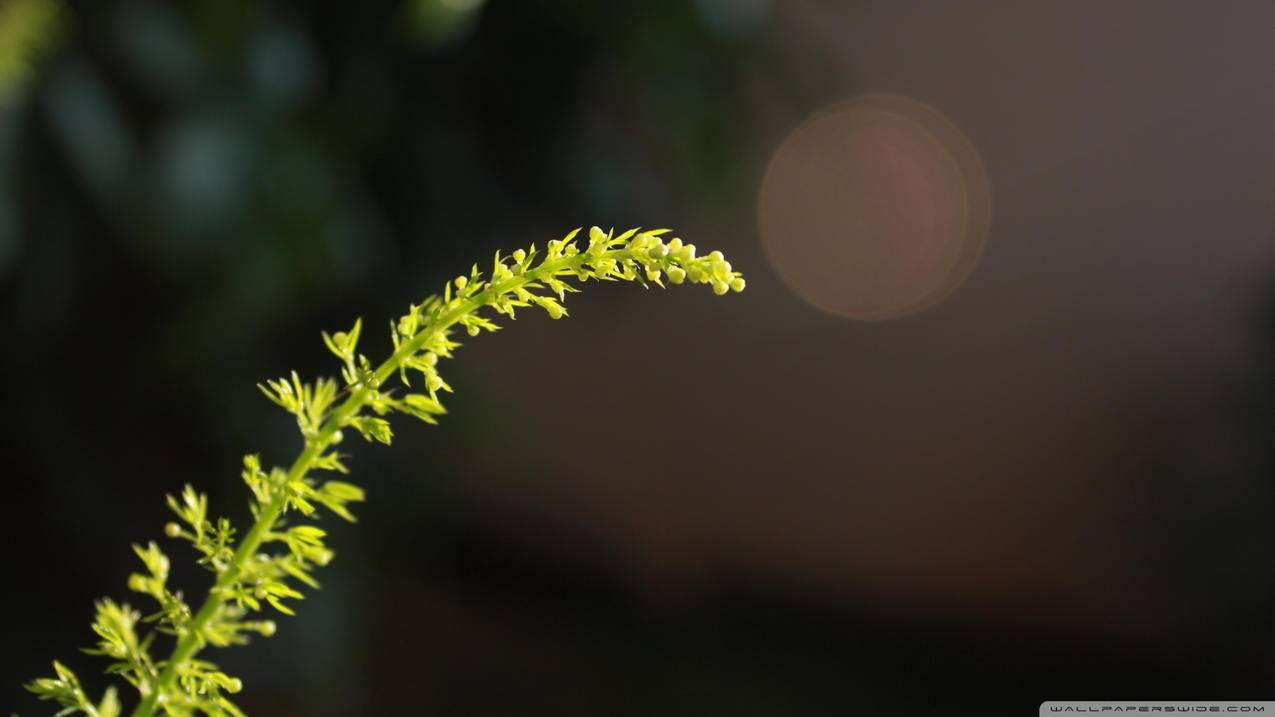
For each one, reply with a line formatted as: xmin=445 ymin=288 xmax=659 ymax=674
xmin=4 ymin=0 xmax=1275 ymax=714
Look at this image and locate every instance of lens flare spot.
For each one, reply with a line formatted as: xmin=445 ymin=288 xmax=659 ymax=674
xmin=759 ymin=95 xmax=991 ymax=320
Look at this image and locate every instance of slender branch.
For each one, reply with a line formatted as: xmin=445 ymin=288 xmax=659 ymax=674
xmin=30 ymin=227 xmax=744 ymax=717
xmin=130 ymin=247 xmax=638 ymax=717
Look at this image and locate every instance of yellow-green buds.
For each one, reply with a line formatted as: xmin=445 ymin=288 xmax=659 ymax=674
xmin=34 ymin=226 xmax=744 ymax=717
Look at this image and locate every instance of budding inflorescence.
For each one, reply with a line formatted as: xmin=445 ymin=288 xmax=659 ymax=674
xmin=27 ymin=227 xmax=743 ymax=717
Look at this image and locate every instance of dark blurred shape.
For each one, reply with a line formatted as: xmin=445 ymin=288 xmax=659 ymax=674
xmin=695 ymin=0 xmax=769 ymax=38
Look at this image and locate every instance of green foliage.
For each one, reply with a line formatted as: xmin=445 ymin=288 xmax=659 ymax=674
xmin=26 ymin=227 xmax=743 ymax=716
xmin=25 ymin=660 xmax=120 ymax=717
xmin=0 ymin=0 xmax=64 ymax=103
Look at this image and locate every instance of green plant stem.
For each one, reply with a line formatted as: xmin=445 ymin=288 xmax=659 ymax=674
xmin=129 ymin=248 xmax=620 ymax=717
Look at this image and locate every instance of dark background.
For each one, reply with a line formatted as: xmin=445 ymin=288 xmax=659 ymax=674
xmin=4 ymin=1 xmax=1275 ymax=714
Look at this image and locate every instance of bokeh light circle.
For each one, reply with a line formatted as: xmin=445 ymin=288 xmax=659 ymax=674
xmin=759 ymin=95 xmax=991 ymax=321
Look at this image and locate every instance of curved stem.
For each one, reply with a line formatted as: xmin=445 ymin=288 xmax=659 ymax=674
xmin=129 ymin=248 xmax=622 ymax=717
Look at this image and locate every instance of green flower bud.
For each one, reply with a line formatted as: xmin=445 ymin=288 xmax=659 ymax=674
xmin=66 ymin=226 xmax=747 ymax=714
